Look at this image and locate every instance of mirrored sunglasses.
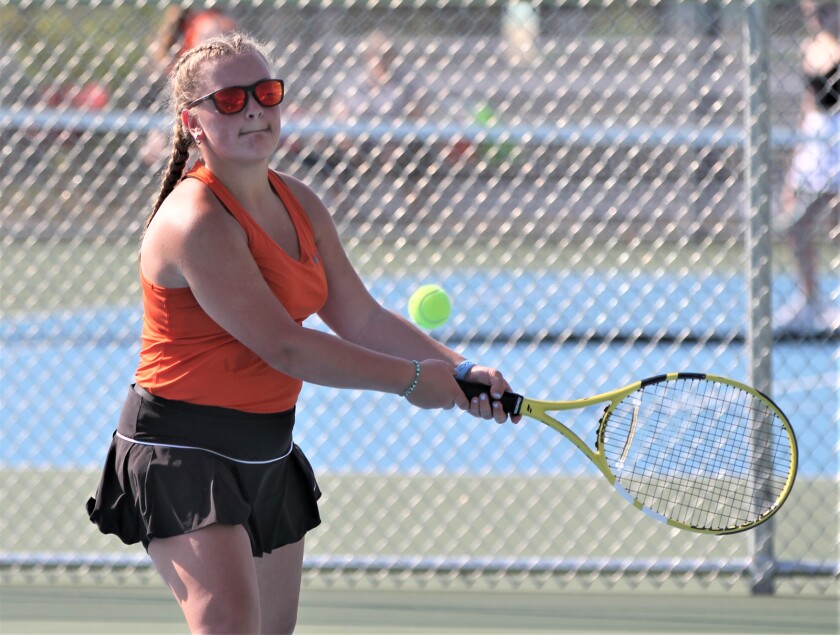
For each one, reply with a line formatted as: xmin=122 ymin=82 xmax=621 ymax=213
xmin=187 ymin=79 xmax=285 ymax=115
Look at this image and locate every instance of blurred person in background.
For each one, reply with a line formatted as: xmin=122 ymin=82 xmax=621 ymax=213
xmin=140 ymin=5 xmax=238 ymax=165
xmin=152 ymin=6 xmax=239 ymax=73
xmin=328 ymin=31 xmax=429 ymax=176
xmin=331 ymin=30 xmax=426 ymax=123
xmin=776 ymin=1 xmax=840 ymax=332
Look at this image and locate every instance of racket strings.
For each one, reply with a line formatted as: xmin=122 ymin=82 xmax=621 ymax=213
xmin=601 ymin=378 xmax=793 ymax=531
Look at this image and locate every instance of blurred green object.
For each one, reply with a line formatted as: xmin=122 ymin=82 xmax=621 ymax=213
xmin=474 ymin=104 xmax=516 ymax=165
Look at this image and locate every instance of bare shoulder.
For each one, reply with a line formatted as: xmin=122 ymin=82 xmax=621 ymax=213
xmin=151 ymin=179 xmax=243 ymax=242
xmin=141 ymin=178 xmax=246 ymax=286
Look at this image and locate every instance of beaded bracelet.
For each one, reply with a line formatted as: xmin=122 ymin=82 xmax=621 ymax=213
xmin=401 ymin=360 xmax=421 ymax=398
xmin=454 ymin=360 xmax=476 ymax=380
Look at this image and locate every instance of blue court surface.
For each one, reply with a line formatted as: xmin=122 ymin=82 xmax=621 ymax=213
xmin=2 ymin=270 xmax=836 ymax=477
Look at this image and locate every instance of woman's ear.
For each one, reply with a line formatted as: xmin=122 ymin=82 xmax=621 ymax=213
xmin=181 ymin=109 xmax=201 ymax=142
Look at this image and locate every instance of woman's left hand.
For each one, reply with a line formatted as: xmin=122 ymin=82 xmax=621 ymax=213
xmin=458 ymin=365 xmax=522 ymax=424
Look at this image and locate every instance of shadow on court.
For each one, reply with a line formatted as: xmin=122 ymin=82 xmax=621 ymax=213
xmin=0 ymin=583 xmax=837 ymax=634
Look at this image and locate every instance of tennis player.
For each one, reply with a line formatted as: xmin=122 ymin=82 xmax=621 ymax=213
xmin=86 ymin=32 xmax=517 ymax=634
xmin=776 ymin=2 xmax=840 ymax=332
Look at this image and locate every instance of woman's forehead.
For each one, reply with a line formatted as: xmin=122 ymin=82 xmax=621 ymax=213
xmin=199 ymin=51 xmax=272 ymax=87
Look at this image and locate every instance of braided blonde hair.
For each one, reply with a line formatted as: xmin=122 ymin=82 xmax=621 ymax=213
xmin=144 ymin=32 xmax=272 ymax=231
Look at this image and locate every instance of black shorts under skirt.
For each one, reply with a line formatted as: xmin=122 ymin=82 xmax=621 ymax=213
xmin=86 ymin=385 xmax=321 ymax=557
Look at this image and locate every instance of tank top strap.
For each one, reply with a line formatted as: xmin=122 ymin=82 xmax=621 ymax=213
xmin=184 ymin=163 xmax=318 ymax=260
xmin=185 ymin=162 xmax=255 ymax=230
xmin=266 ymin=170 xmax=318 ymax=257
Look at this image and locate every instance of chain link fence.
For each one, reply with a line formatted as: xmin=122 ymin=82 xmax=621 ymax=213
xmin=1 ymin=0 xmax=837 ymax=595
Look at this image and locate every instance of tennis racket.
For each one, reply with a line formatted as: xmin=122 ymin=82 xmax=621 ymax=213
xmin=458 ymin=372 xmax=797 ymax=535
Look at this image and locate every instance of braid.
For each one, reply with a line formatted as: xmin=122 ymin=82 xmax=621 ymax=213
xmin=144 ymin=123 xmax=192 ymax=233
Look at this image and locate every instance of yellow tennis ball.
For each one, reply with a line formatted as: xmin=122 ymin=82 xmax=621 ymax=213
xmin=408 ymin=284 xmax=452 ymax=329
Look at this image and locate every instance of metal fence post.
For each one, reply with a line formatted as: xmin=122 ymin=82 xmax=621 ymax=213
xmin=743 ymin=0 xmax=776 ymax=596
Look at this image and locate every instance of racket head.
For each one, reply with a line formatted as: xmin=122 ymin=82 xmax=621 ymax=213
xmin=597 ymin=372 xmax=798 ymax=535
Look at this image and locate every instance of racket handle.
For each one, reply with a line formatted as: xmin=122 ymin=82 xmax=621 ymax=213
xmin=456 ymin=379 xmax=524 ymax=415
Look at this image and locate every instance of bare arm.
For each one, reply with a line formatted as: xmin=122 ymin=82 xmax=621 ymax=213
xmin=140 ymin=179 xmax=469 ymax=411
xmin=280 ymin=175 xmax=457 ymax=360
xmin=283 ymin=174 xmax=519 ymax=421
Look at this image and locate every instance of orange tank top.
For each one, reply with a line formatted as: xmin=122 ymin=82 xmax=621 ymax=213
xmin=135 ymin=163 xmax=328 ymax=413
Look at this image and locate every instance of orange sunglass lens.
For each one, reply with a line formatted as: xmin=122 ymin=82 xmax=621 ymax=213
xmin=212 ymin=87 xmax=248 ymax=114
xmin=254 ymin=81 xmax=284 ymax=106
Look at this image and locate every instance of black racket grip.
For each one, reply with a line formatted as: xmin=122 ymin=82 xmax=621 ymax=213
xmin=456 ymin=380 xmax=524 ymax=415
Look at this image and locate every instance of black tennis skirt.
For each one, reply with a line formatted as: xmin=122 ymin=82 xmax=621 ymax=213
xmin=86 ymin=385 xmax=321 ymax=557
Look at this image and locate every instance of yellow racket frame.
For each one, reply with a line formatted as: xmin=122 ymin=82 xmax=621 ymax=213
xmin=495 ymin=372 xmax=798 ymax=535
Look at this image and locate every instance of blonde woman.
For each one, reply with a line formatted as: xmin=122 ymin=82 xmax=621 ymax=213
xmin=87 ymin=32 xmax=517 ymax=633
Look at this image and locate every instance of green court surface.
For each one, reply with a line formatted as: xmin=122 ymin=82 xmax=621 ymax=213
xmin=0 ymin=583 xmax=837 ymax=634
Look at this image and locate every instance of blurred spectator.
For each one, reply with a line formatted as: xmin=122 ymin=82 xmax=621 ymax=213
xmin=501 ymin=1 xmax=539 ymax=66
xmin=28 ymin=81 xmax=110 ymax=149
xmin=331 ymin=31 xmax=425 ymax=123
xmin=140 ymin=5 xmax=238 ymax=165
xmin=42 ymin=83 xmax=109 ymax=110
xmin=776 ymin=1 xmax=840 ymax=332
xmin=325 ymin=31 xmax=429 ymax=181
xmin=142 ymin=6 xmax=238 ymax=86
